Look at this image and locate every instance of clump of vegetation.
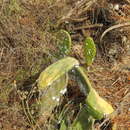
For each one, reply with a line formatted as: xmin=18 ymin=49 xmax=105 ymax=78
xmin=0 ymin=0 xmax=130 ymax=129
xmin=56 ymin=29 xmax=96 ymax=67
xmin=17 ymin=33 xmax=113 ymax=129
xmin=22 ymin=57 xmax=114 ymax=130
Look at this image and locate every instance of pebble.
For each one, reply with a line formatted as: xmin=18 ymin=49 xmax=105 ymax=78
xmin=114 ymin=4 xmax=119 ymax=11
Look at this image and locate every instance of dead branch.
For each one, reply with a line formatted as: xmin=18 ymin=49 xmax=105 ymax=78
xmin=100 ymin=22 xmax=130 ymax=43
xmin=73 ymin=23 xmax=103 ymax=30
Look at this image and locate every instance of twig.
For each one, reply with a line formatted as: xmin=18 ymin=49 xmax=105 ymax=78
xmin=111 ymin=77 xmax=120 ymax=86
xmin=77 ymin=0 xmax=97 ymax=16
xmin=98 ymin=117 xmax=110 ymax=129
xmin=57 ymin=0 xmax=96 ymax=26
xmin=69 ymin=17 xmax=88 ymax=22
xmin=0 ymin=48 xmax=4 ymax=62
xmin=74 ymin=24 xmax=103 ymax=30
xmin=125 ymin=0 xmax=130 ymax=3
xmin=100 ymin=22 xmax=130 ymax=43
xmin=57 ymin=17 xmax=88 ymax=27
xmin=25 ymin=101 xmax=41 ymax=130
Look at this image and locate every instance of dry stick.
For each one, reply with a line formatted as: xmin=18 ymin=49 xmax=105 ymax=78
xmin=100 ymin=22 xmax=130 ymax=43
xmin=74 ymin=24 xmax=103 ymax=30
xmin=98 ymin=118 xmax=110 ymax=130
xmin=0 ymin=48 xmax=4 ymax=62
xmin=69 ymin=17 xmax=88 ymax=22
xmin=25 ymin=101 xmax=41 ymax=130
xmin=77 ymin=0 xmax=97 ymax=17
xmin=57 ymin=17 xmax=87 ymax=27
xmin=57 ymin=0 xmax=96 ymax=26
xmin=126 ymin=0 xmax=130 ymax=3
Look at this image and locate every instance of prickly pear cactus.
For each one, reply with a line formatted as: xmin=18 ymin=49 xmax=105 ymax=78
xmin=37 ymin=57 xmax=79 ymax=118
xmin=38 ymin=57 xmax=79 ymax=89
xmin=56 ymin=30 xmax=71 ymax=56
xmin=39 ymin=74 xmax=68 ymax=116
xmin=83 ymin=37 xmax=96 ymax=66
xmin=60 ymin=66 xmax=114 ymax=130
xmin=75 ymin=66 xmax=114 ymax=119
xmin=26 ymin=57 xmax=114 ymax=130
xmin=72 ymin=108 xmax=95 ymax=130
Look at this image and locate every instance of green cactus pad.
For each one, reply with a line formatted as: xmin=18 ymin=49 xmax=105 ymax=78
xmin=75 ymin=67 xmax=114 ymax=119
xmin=86 ymin=88 xmax=114 ymax=119
xmin=39 ymin=74 xmax=68 ymax=116
xmin=72 ymin=108 xmax=95 ymax=130
xmin=56 ymin=30 xmax=71 ymax=56
xmin=38 ymin=57 xmax=79 ymax=89
xmin=37 ymin=57 xmax=79 ymax=118
xmin=84 ymin=37 xmax=96 ymax=66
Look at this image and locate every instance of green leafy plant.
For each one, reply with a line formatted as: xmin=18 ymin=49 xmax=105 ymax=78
xmin=24 ymin=57 xmax=114 ymax=129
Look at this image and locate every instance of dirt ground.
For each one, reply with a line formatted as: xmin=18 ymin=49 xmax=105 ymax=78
xmin=0 ymin=0 xmax=130 ymax=130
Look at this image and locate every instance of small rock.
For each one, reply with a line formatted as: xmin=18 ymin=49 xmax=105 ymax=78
xmin=114 ymin=4 xmax=119 ymax=10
